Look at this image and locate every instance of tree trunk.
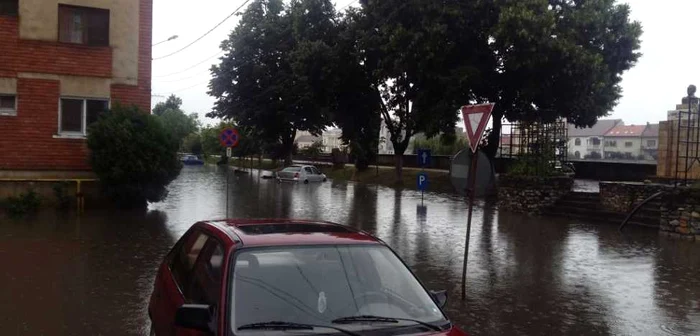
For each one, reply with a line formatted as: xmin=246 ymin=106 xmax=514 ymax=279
xmin=484 ymin=111 xmax=503 ymax=159
xmin=392 ymin=140 xmax=409 ymax=184
xmin=394 ymin=152 xmax=404 ymax=183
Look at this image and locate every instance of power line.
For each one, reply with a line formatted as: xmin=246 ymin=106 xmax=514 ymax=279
xmin=153 ymin=0 xmax=253 ymax=60
xmin=154 ymin=80 xmax=210 ymax=96
xmin=153 ymin=51 xmax=224 ymax=78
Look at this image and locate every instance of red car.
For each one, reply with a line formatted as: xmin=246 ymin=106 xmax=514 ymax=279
xmin=148 ymin=219 xmax=467 ymax=336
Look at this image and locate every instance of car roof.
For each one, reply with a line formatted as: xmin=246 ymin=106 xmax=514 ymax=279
xmin=205 ymin=219 xmax=382 ymax=248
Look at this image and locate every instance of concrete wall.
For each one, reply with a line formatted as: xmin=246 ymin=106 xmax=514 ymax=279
xmin=18 ymin=0 xmax=140 ymax=85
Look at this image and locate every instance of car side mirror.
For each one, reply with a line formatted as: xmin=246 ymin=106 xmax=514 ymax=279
xmin=430 ymin=290 xmax=448 ymax=308
xmin=175 ymin=304 xmax=213 ymax=332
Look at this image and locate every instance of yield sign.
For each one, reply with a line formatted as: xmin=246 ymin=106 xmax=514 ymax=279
xmin=461 ymin=103 xmax=495 ymax=153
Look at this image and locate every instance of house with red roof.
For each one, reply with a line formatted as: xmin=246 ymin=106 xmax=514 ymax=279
xmin=603 ymin=124 xmax=649 ymax=160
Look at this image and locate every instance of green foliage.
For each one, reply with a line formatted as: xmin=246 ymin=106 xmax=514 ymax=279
xmin=208 ymin=0 xmax=335 ymax=165
xmin=413 ymin=136 xmax=468 ymax=156
xmin=507 ymin=154 xmax=558 ymax=177
xmin=477 ymin=0 xmax=643 ymax=156
xmin=152 ymin=95 xmax=199 ymax=146
xmin=300 ymin=140 xmax=324 ymax=158
xmin=52 ymin=182 xmax=71 ymax=208
xmin=3 ymin=190 xmax=41 ymax=216
xmin=182 ymin=133 xmax=203 ymax=156
xmin=152 ymin=95 xmax=183 ymax=116
xmin=87 ymin=104 xmax=182 ymax=208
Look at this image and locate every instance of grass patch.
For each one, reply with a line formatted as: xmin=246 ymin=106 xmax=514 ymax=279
xmin=229 ymin=158 xmax=282 ymax=171
xmin=2 ymin=190 xmax=41 ymax=216
xmin=320 ymin=166 xmax=455 ymax=194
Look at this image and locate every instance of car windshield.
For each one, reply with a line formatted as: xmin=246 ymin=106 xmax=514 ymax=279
xmin=230 ymin=245 xmax=446 ymax=334
xmin=282 ymin=167 xmax=301 ymax=172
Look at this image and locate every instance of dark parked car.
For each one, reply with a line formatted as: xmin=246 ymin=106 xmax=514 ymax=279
xmin=148 ymin=219 xmax=467 ymax=336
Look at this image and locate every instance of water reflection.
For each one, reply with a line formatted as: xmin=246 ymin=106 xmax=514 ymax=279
xmin=0 ymin=166 xmax=698 ymax=335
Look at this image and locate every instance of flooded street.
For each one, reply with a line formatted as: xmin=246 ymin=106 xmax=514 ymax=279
xmin=1 ymin=165 xmax=699 ymax=335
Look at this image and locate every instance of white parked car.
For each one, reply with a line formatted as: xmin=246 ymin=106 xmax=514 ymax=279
xmin=276 ymin=165 xmax=327 ymax=184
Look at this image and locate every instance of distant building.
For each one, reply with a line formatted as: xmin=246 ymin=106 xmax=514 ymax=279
xmin=378 ymin=119 xmax=418 ymax=155
xmin=295 ymin=133 xmax=321 ymax=149
xmin=321 ymin=128 xmax=342 ymax=153
xmin=567 ymin=119 xmax=623 ymax=159
xmin=641 ymin=123 xmax=659 ymax=161
xmin=603 ymin=124 xmax=647 ymax=160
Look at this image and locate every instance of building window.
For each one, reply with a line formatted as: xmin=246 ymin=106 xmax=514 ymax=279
xmin=574 ymin=151 xmax=580 ymax=159
xmin=0 ymin=0 xmax=18 ymax=16
xmin=574 ymin=138 xmax=581 ymax=146
xmin=647 ymin=140 xmax=656 ymax=147
xmin=0 ymin=94 xmax=16 ymax=116
xmin=605 ymin=140 xmax=617 ymax=147
xmin=58 ymin=5 xmax=110 ymax=46
xmin=59 ymin=98 xmax=109 ymax=136
xmin=590 ymin=137 xmax=601 ymax=146
xmin=625 ymin=141 xmax=633 ymax=148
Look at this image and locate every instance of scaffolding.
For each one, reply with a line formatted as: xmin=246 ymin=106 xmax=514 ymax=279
xmin=498 ymin=118 xmax=568 ymax=174
xmin=674 ymin=98 xmax=700 ymax=186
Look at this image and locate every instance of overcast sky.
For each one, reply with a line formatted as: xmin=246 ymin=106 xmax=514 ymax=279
xmin=151 ymin=0 xmax=700 ymax=127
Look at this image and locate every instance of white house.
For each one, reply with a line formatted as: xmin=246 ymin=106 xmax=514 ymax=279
xmin=568 ymin=119 xmax=622 ymax=159
xmin=603 ymin=124 xmax=647 ymax=160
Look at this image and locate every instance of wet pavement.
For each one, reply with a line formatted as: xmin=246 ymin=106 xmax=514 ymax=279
xmin=1 ymin=165 xmax=699 ymax=335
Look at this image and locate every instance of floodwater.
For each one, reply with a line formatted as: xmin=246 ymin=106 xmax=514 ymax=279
xmin=1 ymin=165 xmax=699 ymax=335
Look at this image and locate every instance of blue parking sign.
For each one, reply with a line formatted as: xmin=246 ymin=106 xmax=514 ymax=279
xmin=417 ymin=172 xmax=428 ymax=191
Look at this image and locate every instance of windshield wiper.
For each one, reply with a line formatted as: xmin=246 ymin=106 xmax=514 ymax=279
xmin=331 ymin=315 xmax=443 ymax=332
xmin=238 ymin=321 xmax=361 ymax=336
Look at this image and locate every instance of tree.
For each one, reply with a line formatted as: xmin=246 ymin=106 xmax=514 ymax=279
xmin=326 ymin=7 xmax=381 ymax=171
xmin=182 ymin=133 xmax=203 ymax=155
xmin=464 ymin=0 xmax=643 ymax=158
xmin=350 ymin=0 xmax=472 ymax=182
xmin=159 ymin=110 xmax=199 ymax=147
xmin=208 ymin=0 xmax=333 ymax=166
xmin=87 ymin=104 xmax=182 ymax=208
xmin=152 ymin=94 xmax=183 ymax=116
xmin=413 ymin=135 xmax=469 ymax=156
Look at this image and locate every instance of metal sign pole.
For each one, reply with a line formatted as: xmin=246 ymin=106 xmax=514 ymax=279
xmin=461 ymin=149 xmax=480 ymax=300
xmin=226 ymin=157 xmax=230 ymax=219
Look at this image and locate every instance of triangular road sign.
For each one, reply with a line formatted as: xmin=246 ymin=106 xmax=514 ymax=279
xmin=461 ymin=103 xmax=495 ymax=153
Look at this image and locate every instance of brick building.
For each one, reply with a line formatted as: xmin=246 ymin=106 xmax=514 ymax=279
xmin=0 ymin=0 xmax=152 ymax=174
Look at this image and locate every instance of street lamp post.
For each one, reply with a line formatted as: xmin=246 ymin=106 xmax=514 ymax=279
xmin=152 ymin=35 xmax=179 ymax=47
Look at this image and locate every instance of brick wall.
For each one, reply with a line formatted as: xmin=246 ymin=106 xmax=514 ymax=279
xmin=111 ymin=0 xmax=152 ymax=112
xmin=0 ymin=0 xmax=152 ymax=171
xmin=0 ymin=78 xmax=90 ymax=170
xmin=0 ymin=16 xmax=112 ymax=78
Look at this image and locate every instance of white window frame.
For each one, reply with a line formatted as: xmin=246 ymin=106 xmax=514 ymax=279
xmin=56 ymin=97 xmax=110 ymax=138
xmin=0 ymin=94 xmax=17 ymax=116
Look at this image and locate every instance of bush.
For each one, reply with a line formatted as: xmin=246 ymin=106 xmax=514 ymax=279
xmin=3 ymin=190 xmax=41 ymax=216
xmin=87 ymin=104 xmax=182 ymax=208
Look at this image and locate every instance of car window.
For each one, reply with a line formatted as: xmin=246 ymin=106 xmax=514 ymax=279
xmin=170 ymin=230 xmax=209 ymax=295
xmin=312 ymin=167 xmax=321 ymax=174
xmin=189 ymin=239 xmax=225 ymax=307
xmin=230 ymin=245 xmax=445 ymax=332
xmin=304 ymin=167 xmax=314 ymax=174
xmin=282 ymin=167 xmax=301 ymax=172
